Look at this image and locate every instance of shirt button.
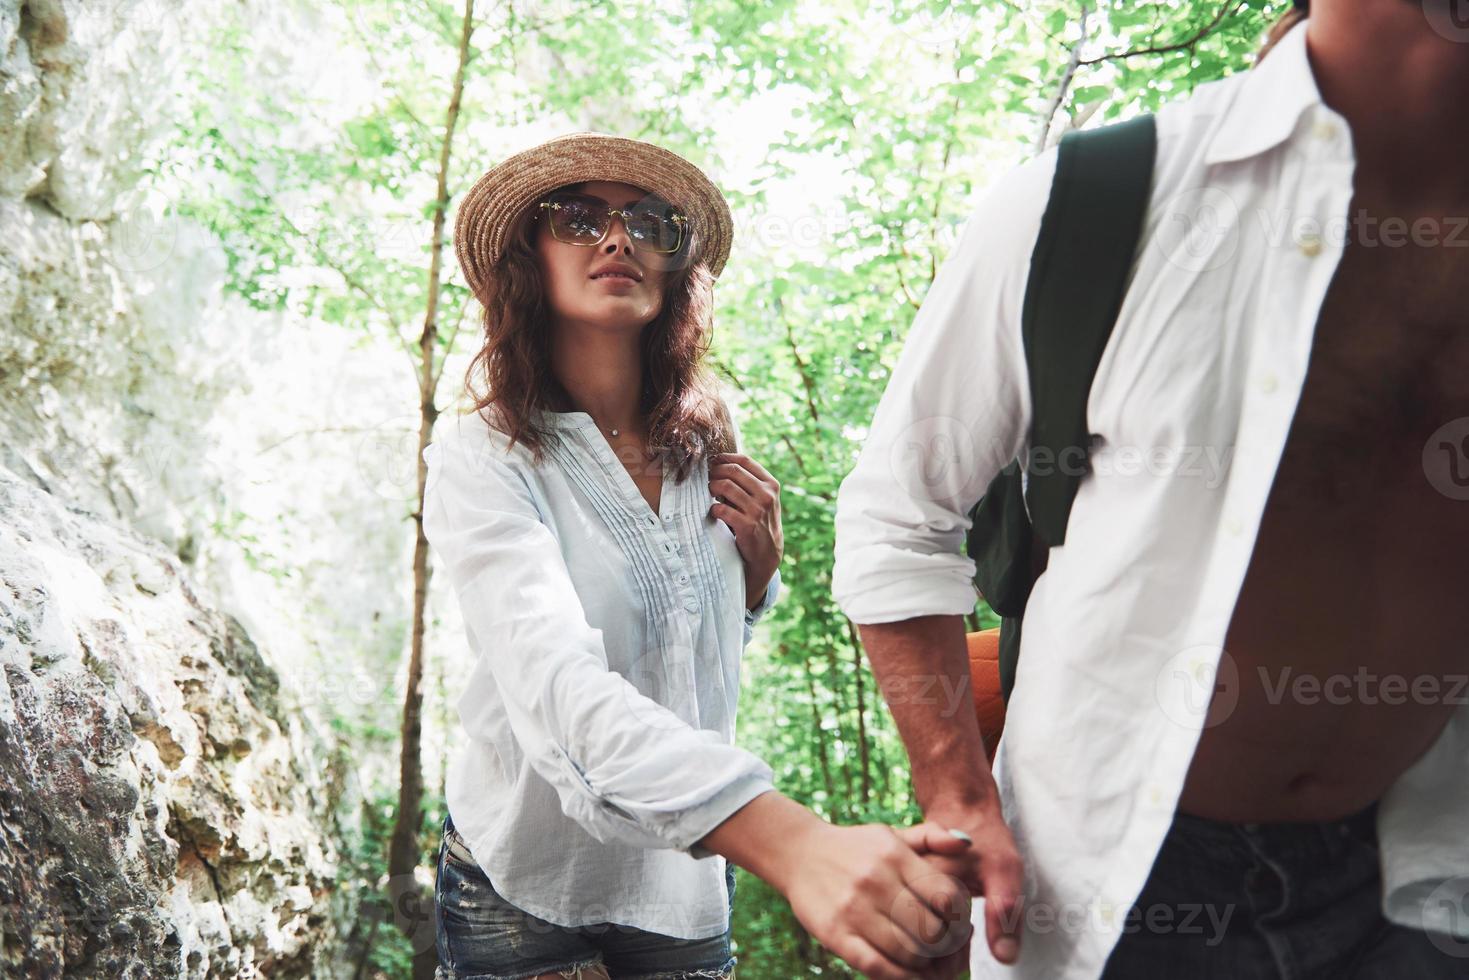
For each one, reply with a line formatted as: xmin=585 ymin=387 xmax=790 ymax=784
xmin=1298 ymin=233 xmax=1323 ymax=258
xmin=1313 ymin=120 xmax=1338 ymax=141
xmin=1225 ymin=516 xmax=1244 ymax=537
xmin=662 ymin=514 xmax=674 ymax=523
xmin=683 ymin=596 xmax=700 ymax=612
xmin=676 ymin=572 xmax=690 ymax=585
xmin=1259 ymin=373 xmax=1278 ymax=394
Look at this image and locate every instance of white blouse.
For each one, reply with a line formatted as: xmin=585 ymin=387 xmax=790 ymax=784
xmin=422 ymin=403 xmax=781 ymax=941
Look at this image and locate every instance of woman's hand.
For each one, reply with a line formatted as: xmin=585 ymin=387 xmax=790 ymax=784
xmin=700 ymin=793 xmax=973 ymax=980
xmin=708 ymin=452 xmax=782 ymax=607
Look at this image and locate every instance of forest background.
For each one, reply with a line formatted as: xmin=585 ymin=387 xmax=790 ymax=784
xmin=7 ymin=0 xmax=1294 ymax=975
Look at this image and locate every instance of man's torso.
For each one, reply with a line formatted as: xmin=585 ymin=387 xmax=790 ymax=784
xmin=1180 ymin=194 xmax=1469 ymax=820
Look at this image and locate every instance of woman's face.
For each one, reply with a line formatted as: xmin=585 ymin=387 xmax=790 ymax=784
xmin=534 ymin=180 xmax=675 ymax=334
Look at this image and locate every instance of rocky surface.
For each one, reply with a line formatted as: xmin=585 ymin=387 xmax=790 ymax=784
xmin=0 ymin=466 xmax=352 ymax=977
xmin=1 ymin=0 xmax=365 ymax=975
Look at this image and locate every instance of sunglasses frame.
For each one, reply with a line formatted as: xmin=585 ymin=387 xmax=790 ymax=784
xmin=536 ymin=190 xmax=689 ymax=254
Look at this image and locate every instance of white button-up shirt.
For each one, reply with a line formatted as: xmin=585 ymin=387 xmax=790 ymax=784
xmin=422 ymin=404 xmax=780 ymax=940
xmin=831 ymin=21 xmax=1467 ymax=980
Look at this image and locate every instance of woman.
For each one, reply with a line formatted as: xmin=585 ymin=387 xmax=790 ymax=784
xmin=424 ymin=133 xmax=976 ymax=980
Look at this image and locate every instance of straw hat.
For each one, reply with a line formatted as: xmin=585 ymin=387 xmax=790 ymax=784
xmin=454 ymin=132 xmax=735 ymax=304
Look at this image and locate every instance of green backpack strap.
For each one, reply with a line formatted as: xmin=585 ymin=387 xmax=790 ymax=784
xmin=968 ymin=114 xmax=1157 ymax=702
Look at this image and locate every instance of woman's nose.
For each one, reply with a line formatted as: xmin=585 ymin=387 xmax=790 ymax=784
xmin=601 ymin=214 xmax=635 ymax=253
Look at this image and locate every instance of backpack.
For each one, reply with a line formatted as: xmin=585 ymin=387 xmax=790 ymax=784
xmin=965 ymin=114 xmax=1157 ymax=705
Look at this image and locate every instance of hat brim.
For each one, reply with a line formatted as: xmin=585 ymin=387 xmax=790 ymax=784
xmin=454 ymin=132 xmax=734 ymax=304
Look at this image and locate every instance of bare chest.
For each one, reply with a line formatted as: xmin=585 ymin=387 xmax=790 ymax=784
xmin=1182 ymin=223 xmax=1469 ymax=819
xmin=1235 ymin=222 xmax=1469 ymax=633
xmin=1282 ymin=232 xmax=1465 ymax=488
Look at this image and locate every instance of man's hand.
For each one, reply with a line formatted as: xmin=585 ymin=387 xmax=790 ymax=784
xmin=916 ymin=796 xmax=1026 ymax=965
xmin=857 ymin=615 xmax=1028 ymax=966
xmin=699 ymin=792 xmax=973 ymax=980
xmin=780 ymin=822 xmax=975 ymax=980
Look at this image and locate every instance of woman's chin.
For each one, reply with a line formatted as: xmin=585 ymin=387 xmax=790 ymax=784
xmin=571 ymin=306 xmax=660 ymax=332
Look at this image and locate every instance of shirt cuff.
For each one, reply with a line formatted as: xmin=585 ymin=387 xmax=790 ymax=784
xmin=832 ymin=544 xmax=979 ymax=624
xmin=742 ymin=568 xmax=781 ymax=645
xmin=680 ymin=771 xmax=778 ymax=859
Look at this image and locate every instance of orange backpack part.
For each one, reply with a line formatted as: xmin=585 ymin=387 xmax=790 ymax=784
xmin=967 ymin=628 xmax=1006 ymax=763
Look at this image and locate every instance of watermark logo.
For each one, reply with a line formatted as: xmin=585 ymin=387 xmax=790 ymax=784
xmin=356 ymin=414 xmax=422 ymax=502
xmin=887 ymin=415 xmax=1001 ymax=504
xmin=1423 ymin=417 xmax=1469 ymax=501
xmin=1156 ymin=645 xmax=1239 ymax=730
xmin=879 ymin=0 xmax=979 ymax=49
xmin=106 ymin=193 xmax=180 ymax=276
xmin=385 ymin=873 xmax=439 ymax=955
xmin=890 ymin=870 xmax=973 ymax=958
xmin=1155 ymin=187 xmax=1241 ymax=273
xmin=620 ymin=634 xmax=702 ymax=733
xmin=1424 ymin=876 xmax=1469 ymax=958
xmin=1423 ymin=1 xmax=1469 ymax=42
xmin=997 ymin=895 xmax=1235 ymax=944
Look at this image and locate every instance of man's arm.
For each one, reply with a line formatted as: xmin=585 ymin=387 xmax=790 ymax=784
xmin=859 ymin=615 xmax=1021 ymax=966
xmin=858 ymin=615 xmax=993 ymax=815
xmin=832 ymin=147 xmax=1062 ymax=967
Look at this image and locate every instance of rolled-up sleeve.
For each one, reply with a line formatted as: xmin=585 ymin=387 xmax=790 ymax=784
xmin=831 ymin=149 xmax=1055 ymax=625
xmin=742 ymin=567 xmax=780 ymax=646
xmin=423 ymin=427 xmax=776 ymax=854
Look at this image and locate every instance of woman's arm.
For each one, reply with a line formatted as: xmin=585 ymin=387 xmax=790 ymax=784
xmin=699 ymin=791 xmax=976 ymax=980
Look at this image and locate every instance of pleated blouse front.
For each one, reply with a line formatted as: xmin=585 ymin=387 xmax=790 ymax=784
xmin=422 ymin=406 xmax=781 ymax=940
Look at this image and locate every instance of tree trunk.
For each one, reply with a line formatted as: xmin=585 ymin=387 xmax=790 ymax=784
xmin=389 ymin=3 xmax=475 ymax=978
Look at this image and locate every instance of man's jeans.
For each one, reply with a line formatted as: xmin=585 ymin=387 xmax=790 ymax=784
xmin=1100 ymin=800 xmax=1468 ymax=978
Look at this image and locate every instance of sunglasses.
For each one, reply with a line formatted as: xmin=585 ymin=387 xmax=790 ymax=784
xmin=536 ymin=190 xmax=689 ymax=254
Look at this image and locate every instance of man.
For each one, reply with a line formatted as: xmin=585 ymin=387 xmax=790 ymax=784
xmin=832 ymin=3 xmax=1469 ymax=978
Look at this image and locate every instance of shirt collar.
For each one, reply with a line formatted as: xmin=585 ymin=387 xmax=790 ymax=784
xmin=532 ymin=406 xmax=597 ymax=430
xmin=1204 ymin=19 xmax=1324 ymax=167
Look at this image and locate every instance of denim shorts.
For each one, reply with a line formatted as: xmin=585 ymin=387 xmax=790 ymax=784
xmin=434 ymin=813 xmax=737 ymax=980
xmin=1099 ymin=799 xmax=1468 ymax=978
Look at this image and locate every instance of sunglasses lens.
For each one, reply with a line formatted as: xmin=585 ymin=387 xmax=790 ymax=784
xmin=542 ymin=192 xmax=687 ymax=253
xmin=547 ymin=194 xmax=608 ymax=244
xmin=627 ymin=202 xmax=684 ymax=253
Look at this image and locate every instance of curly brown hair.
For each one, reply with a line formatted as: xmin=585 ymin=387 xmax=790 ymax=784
xmin=461 ymin=188 xmax=736 ymax=483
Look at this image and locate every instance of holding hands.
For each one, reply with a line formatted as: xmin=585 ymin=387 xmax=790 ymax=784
xmin=708 ymin=450 xmax=1025 ymax=977
xmin=701 ymin=792 xmax=978 ymax=980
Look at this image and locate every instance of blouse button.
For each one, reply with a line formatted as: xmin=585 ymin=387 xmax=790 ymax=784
xmin=662 ymin=514 xmax=674 ymax=523
xmin=682 ymin=596 xmax=700 ymax=612
xmin=676 ymin=572 xmax=690 ymax=585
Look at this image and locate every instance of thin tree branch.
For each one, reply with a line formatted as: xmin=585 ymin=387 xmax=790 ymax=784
xmin=1034 ymin=2 xmax=1090 ymax=156
xmin=709 ymin=355 xmax=830 ymax=502
xmin=776 ymin=296 xmax=822 ymax=425
xmin=1076 ymin=0 xmax=1243 ymax=66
